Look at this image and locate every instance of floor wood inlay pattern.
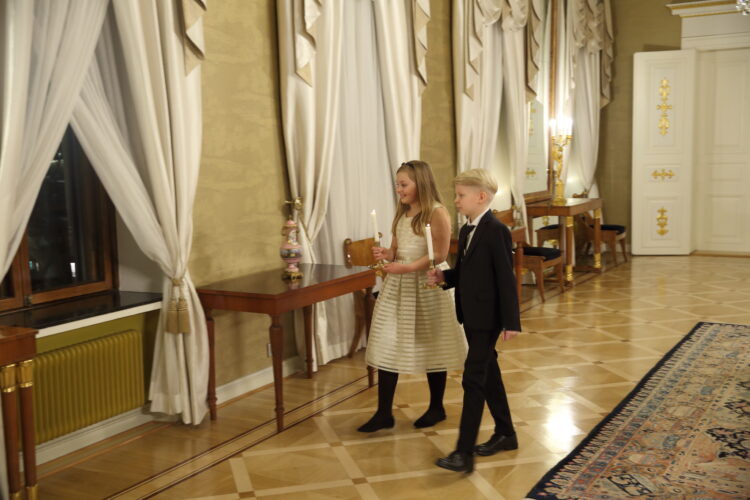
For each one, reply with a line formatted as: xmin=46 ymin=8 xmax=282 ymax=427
xmin=36 ymin=256 xmax=750 ymax=499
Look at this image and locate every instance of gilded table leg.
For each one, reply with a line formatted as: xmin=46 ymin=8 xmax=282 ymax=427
xmin=303 ymin=305 xmax=314 ymax=378
xmin=204 ymin=307 xmax=217 ymax=420
xmin=364 ymin=286 xmax=375 ymax=387
xmin=1 ymin=364 xmax=21 ymax=500
xmin=17 ymin=360 xmax=37 ymax=500
xmin=269 ymin=314 xmax=285 ymax=432
xmin=565 ymin=216 xmax=574 ymax=283
xmin=594 ymin=207 xmax=602 ymax=270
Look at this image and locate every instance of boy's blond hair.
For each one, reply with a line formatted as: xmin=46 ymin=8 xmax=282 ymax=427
xmin=453 ymin=169 xmax=498 ymax=198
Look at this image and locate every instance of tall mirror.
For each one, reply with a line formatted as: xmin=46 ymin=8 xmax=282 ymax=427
xmin=523 ymin=0 xmax=552 ymax=204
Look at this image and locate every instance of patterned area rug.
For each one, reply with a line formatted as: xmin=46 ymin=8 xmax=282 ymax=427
xmin=526 ymin=322 xmax=750 ymax=499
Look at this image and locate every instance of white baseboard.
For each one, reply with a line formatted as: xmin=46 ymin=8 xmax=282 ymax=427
xmin=35 ymin=356 xmax=304 ymax=465
xmin=36 ymin=408 xmax=164 ymax=465
xmin=216 ymin=356 xmax=304 ymax=404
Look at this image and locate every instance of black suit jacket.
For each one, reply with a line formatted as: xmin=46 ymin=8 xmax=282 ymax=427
xmin=443 ymin=210 xmax=521 ymax=332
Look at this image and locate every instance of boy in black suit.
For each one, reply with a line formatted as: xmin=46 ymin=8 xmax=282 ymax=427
xmin=427 ymin=168 xmax=521 ymax=473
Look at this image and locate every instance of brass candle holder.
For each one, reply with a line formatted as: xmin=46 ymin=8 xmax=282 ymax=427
xmin=424 ymin=259 xmax=446 ymax=289
xmin=369 ymin=237 xmax=387 ymax=277
xmin=551 ymin=134 xmax=572 ymax=206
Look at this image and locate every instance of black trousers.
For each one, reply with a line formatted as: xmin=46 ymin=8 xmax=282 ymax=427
xmin=456 ymin=327 xmax=514 ymax=454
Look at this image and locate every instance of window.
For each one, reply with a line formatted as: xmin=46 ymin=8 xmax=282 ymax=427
xmin=0 ymin=127 xmax=117 ymax=312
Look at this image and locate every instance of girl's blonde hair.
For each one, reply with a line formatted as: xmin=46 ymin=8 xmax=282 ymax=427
xmin=392 ymin=160 xmax=444 ymax=237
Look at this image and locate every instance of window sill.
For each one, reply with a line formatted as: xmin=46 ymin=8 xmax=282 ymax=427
xmin=0 ymin=291 xmax=162 ymax=339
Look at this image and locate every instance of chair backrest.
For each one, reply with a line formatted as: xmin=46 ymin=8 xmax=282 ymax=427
xmin=492 ymin=209 xmax=514 ymax=226
xmin=343 ymin=233 xmax=381 ymax=267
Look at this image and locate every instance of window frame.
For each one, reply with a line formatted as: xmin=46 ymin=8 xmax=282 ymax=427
xmin=0 ymin=144 xmax=118 ymax=313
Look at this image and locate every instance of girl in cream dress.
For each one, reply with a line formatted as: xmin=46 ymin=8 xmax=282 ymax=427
xmin=358 ymin=161 xmax=467 ymax=433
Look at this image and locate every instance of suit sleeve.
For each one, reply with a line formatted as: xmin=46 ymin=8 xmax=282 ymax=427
xmin=492 ymin=224 xmax=521 ymax=331
xmin=442 ymin=267 xmax=457 ymax=290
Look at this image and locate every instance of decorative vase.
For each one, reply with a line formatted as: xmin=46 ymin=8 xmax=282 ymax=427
xmin=280 ymin=216 xmax=303 ymax=280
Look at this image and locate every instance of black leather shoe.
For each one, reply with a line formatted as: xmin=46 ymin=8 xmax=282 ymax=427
xmin=474 ymin=433 xmax=518 ymax=456
xmin=435 ymin=451 xmax=474 ymax=473
xmin=357 ymin=414 xmax=394 ymax=433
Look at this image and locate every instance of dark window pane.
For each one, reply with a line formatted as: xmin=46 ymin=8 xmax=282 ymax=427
xmin=0 ymin=275 xmax=13 ymax=299
xmin=27 ymin=128 xmax=105 ymax=293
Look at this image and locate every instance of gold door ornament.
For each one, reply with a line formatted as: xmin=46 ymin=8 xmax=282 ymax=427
xmin=656 ymin=78 xmax=672 ymax=136
xmin=651 ymin=168 xmax=675 ymax=181
xmin=656 ymin=207 xmax=669 ymax=236
xmin=529 ymin=102 xmax=536 ymax=136
xmin=525 ymin=168 xmax=537 ymax=178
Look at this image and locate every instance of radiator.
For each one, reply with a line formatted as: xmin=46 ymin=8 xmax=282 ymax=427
xmin=34 ymin=329 xmax=145 ymax=444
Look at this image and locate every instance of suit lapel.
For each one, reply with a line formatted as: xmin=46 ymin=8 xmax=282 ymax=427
xmin=464 ymin=211 xmax=492 ymax=261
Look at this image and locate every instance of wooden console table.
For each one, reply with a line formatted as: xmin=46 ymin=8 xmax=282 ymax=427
xmin=526 ymin=198 xmax=603 ymax=284
xmin=1 ymin=326 xmax=38 ymax=500
xmin=197 ymin=264 xmax=376 ymax=432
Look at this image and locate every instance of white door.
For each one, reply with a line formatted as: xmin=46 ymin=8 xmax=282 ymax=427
xmin=694 ymin=48 xmax=750 ymax=254
xmin=631 ymin=50 xmax=697 ymax=255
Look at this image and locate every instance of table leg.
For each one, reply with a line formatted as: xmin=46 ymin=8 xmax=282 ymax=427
xmin=269 ymin=314 xmax=284 ymax=432
xmin=17 ymin=360 xmax=36 ymax=500
xmin=1 ymin=364 xmax=21 ymax=500
xmin=303 ymin=305 xmax=314 ymax=378
xmin=364 ymin=286 xmax=375 ymax=387
xmin=205 ymin=307 xmax=217 ymax=420
xmin=594 ymin=208 xmax=602 ymax=270
xmin=565 ymin=216 xmax=574 ymax=283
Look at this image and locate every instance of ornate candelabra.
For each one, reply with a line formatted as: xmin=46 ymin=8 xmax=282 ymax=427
xmin=551 ymin=133 xmax=572 ymax=206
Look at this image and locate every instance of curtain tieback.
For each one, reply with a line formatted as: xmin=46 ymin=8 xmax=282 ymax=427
xmin=166 ymin=276 xmax=191 ymax=335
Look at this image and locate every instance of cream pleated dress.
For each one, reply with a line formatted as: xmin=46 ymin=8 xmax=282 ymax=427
xmin=366 ymin=211 xmax=468 ymax=374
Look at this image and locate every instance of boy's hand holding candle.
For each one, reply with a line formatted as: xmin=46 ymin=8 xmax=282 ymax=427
xmin=426 ymin=267 xmax=445 ymax=286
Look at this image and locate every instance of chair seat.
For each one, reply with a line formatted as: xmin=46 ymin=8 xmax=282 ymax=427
xmin=591 ymin=224 xmax=626 ymax=234
xmin=538 ymin=224 xmax=560 ymax=231
xmin=520 ymin=246 xmax=561 ymax=261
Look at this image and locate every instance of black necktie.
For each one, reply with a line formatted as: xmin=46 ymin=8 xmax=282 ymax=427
xmin=460 ymin=224 xmax=475 ymax=252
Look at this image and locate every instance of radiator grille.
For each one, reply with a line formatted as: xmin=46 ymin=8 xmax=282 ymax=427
xmin=34 ymin=329 xmax=145 ymax=444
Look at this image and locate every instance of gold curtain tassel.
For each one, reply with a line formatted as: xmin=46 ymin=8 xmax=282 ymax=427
xmin=166 ymin=298 xmax=180 ymax=334
xmin=177 ymin=297 xmax=191 ymax=334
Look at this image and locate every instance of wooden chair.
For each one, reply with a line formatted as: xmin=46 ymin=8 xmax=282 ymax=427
xmin=577 ymin=212 xmax=628 ymax=265
xmin=535 ymin=222 xmax=561 ymax=248
xmin=517 ymin=229 xmax=565 ymax=302
xmin=343 ymin=233 xmax=381 ymax=357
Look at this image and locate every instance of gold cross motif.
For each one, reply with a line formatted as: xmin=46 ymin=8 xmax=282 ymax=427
xmin=656 ymin=78 xmax=672 ymax=136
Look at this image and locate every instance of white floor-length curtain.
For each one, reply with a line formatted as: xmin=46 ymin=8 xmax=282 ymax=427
xmin=372 ymin=0 xmax=427 ymax=170
xmin=278 ymin=1 xmax=343 ymax=369
xmin=71 ymin=0 xmax=208 ymax=424
xmin=568 ymin=0 xmax=604 ymax=198
xmin=0 ymin=1 xmax=108 ymax=494
xmin=453 ymin=0 xmax=504 ymax=181
xmin=314 ymin=0 xmax=396 ymax=363
xmin=552 ymin=0 xmax=575 ymax=193
xmin=568 ymin=50 xmax=601 ymax=198
xmin=500 ymin=1 xmax=530 ymax=233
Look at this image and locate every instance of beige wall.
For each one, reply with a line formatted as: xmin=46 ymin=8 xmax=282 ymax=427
xmin=190 ymin=1 xmax=461 ymax=385
xmin=597 ymin=1 xmax=681 ymax=236
xmin=191 ymin=1 xmax=294 ymax=385
xmin=421 ymin=0 xmax=457 ymax=219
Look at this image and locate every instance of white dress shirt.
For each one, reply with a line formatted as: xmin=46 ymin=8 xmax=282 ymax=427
xmin=464 ymin=207 xmax=491 ymax=253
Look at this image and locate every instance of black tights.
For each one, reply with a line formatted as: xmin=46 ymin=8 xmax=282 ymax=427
xmin=375 ymin=369 xmax=446 ymax=416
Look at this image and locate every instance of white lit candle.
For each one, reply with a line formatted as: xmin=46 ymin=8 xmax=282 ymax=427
xmin=549 ymin=118 xmax=557 ymax=136
xmin=370 ymin=209 xmax=378 ymax=243
xmin=425 ymin=224 xmax=435 ymax=261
